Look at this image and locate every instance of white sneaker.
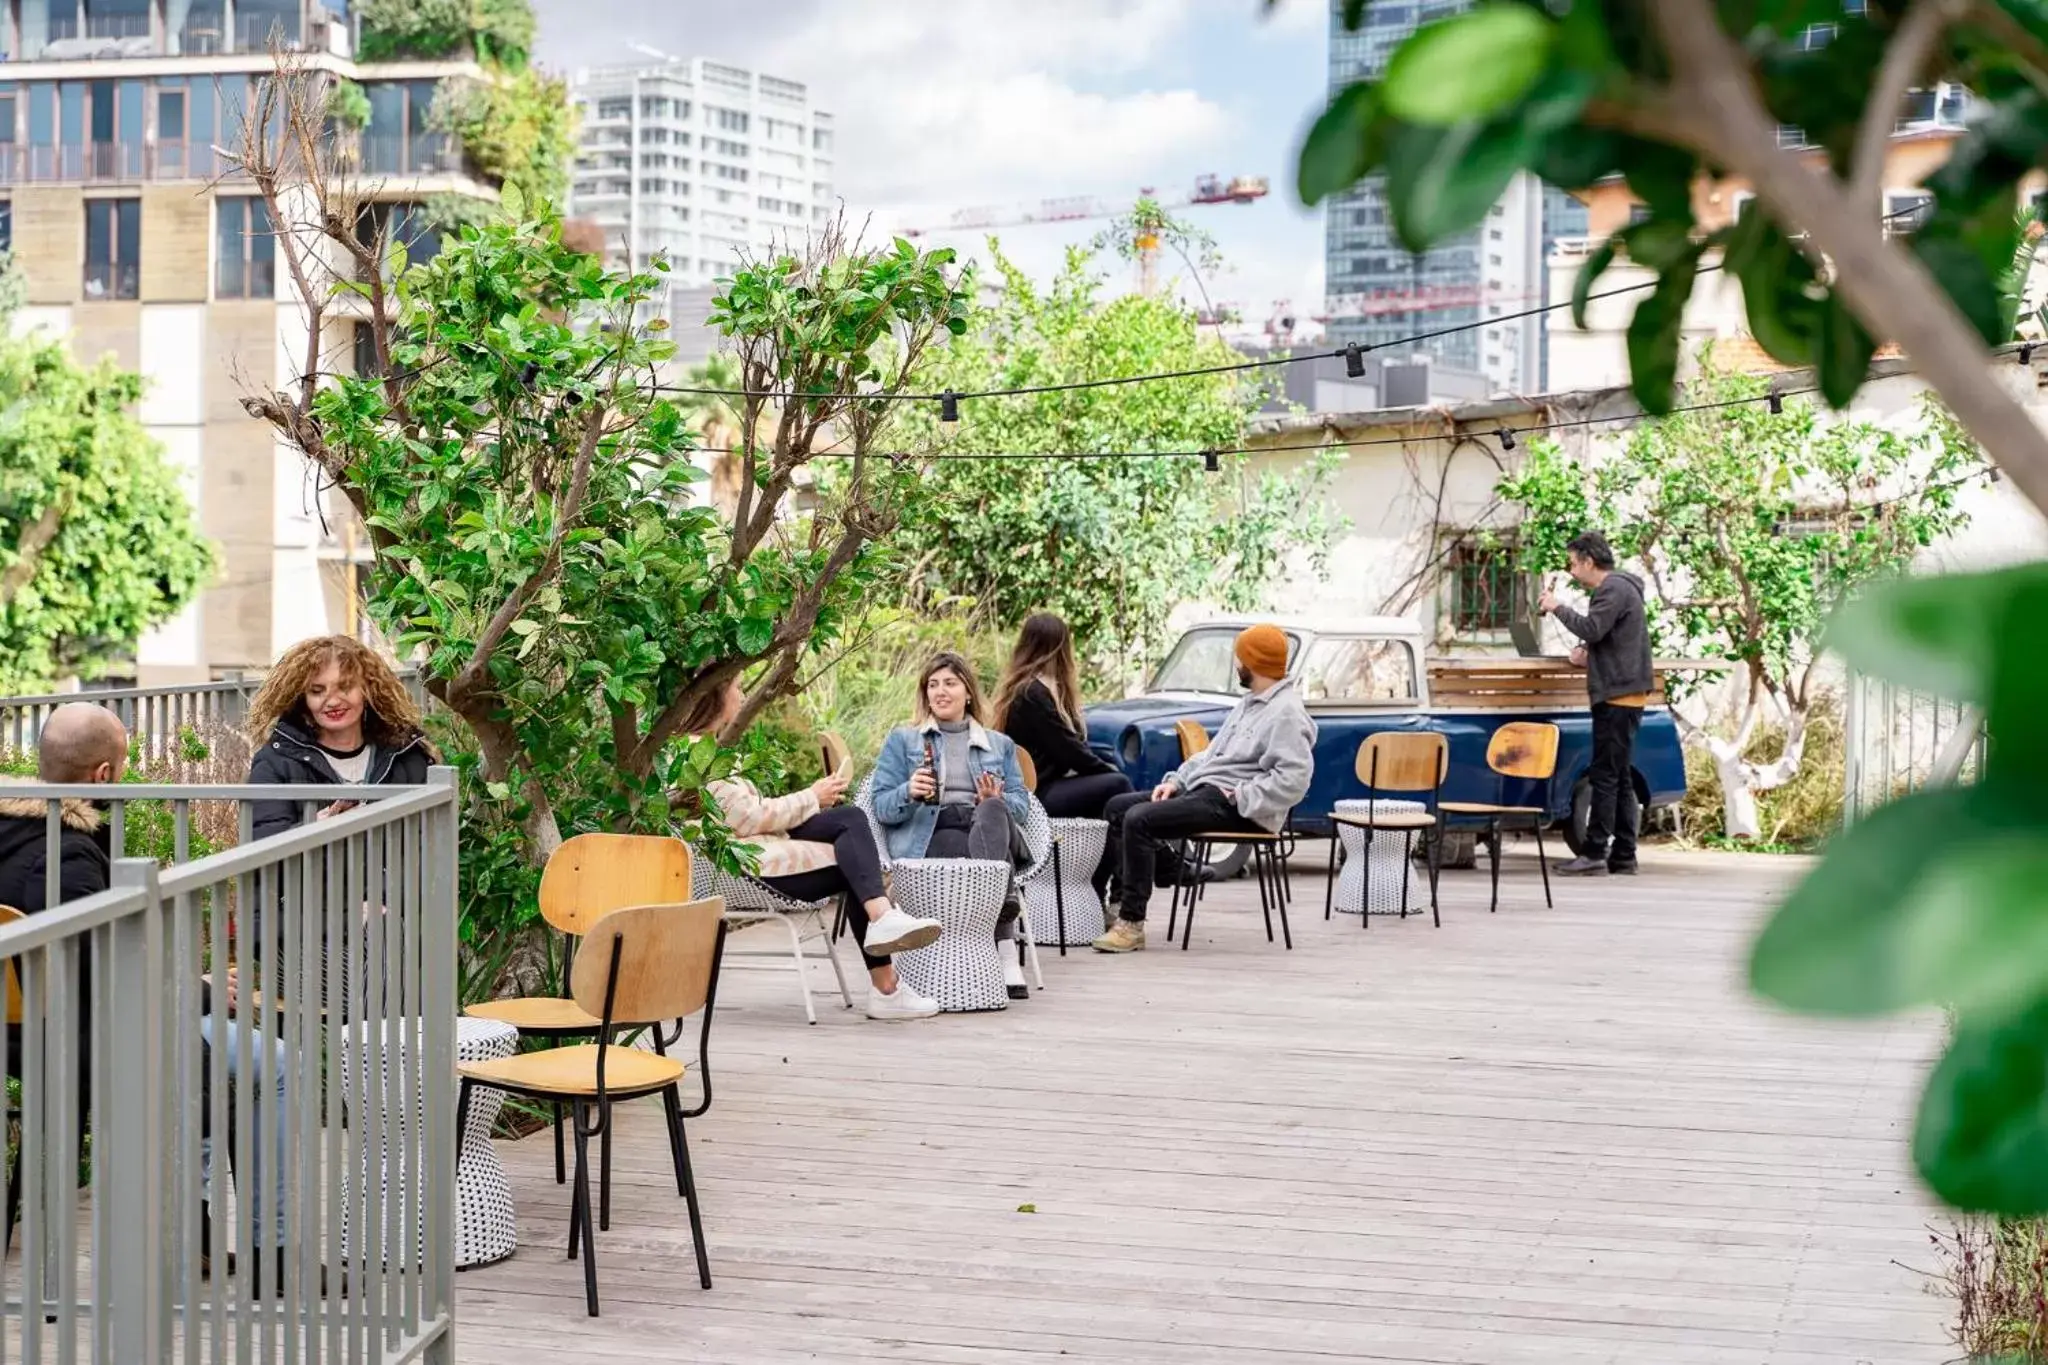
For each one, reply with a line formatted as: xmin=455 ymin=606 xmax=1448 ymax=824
xmin=863 ymin=905 xmax=942 ymax=957
xmin=1003 ymin=955 xmax=1028 ymax=1000
xmin=866 ymin=982 xmax=940 ymax=1021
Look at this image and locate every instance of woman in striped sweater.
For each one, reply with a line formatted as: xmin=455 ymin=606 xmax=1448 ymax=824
xmin=691 ymin=678 xmax=945 ymax=1022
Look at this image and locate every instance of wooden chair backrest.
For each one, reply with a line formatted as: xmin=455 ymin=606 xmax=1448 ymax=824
xmin=1486 ymin=722 xmax=1560 ymax=780
xmin=1015 ymin=748 xmax=1039 ymax=792
xmin=0 ymin=905 xmax=20 ymax=1025
xmin=1175 ymin=719 xmax=1211 ymax=762
xmin=818 ymin=731 xmax=852 ymax=781
xmin=570 ymin=898 xmax=724 ymax=1026
xmin=1355 ymin=732 xmax=1448 ymax=792
xmin=538 ymin=833 xmax=694 ymax=937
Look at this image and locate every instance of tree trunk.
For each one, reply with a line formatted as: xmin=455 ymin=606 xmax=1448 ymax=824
xmin=1703 ymin=701 xmax=1810 ymax=841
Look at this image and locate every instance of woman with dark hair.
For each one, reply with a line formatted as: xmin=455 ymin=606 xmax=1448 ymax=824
xmin=991 ymin=613 xmax=1132 ymax=821
xmin=688 ymin=678 xmax=944 ymax=1022
xmin=871 ymin=652 xmax=1034 ymax=998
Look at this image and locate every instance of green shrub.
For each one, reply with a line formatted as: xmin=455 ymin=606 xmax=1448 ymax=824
xmin=325 ymin=78 xmax=371 ymax=131
xmin=356 ymin=0 xmax=470 ymax=61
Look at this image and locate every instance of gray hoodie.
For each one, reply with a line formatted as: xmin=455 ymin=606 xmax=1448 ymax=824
xmin=1551 ymin=570 xmax=1655 ymax=705
xmin=1169 ymin=677 xmax=1318 ymax=832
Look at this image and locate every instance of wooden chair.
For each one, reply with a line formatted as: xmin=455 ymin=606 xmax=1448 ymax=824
xmin=817 ymin=731 xmax=852 ymax=784
xmin=466 ymin=833 xmax=694 ymax=1195
xmin=458 ymin=898 xmax=728 ymax=1318
xmin=1174 ymin=719 xmax=1210 ymax=761
xmin=1439 ymin=722 xmax=1559 ymax=915
xmin=1015 ymin=748 xmax=1039 ymax=792
xmin=1324 ymin=733 xmax=1447 ymax=929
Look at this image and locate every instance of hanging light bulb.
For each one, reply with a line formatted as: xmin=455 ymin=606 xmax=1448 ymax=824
xmin=1344 ymin=342 xmax=1367 ymax=379
xmin=1768 ymin=391 xmax=1783 ymax=415
xmin=1203 ymin=450 xmax=1221 ymax=473
xmin=940 ymin=389 xmax=960 ymax=423
xmin=1496 ymin=428 xmax=1516 ymax=451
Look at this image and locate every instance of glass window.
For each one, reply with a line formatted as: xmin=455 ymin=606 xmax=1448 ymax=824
xmin=0 ymin=202 xmax=12 ymax=252
xmin=1152 ymin=628 xmax=1304 ymax=697
xmin=158 ymin=87 xmax=185 ymax=139
xmin=1296 ymin=637 xmax=1418 ymax=704
xmin=0 ymin=95 xmax=15 ymax=144
xmin=215 ymin=194 xmax=273 ymax=298
xmin=83 ymin=196 xmax=139 ymax=299
xmin=598 ymin=98 xmax=631 ymax=119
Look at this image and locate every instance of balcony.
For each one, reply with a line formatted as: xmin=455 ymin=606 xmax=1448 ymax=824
xmin=359 ymin=133 xmax=460 ymax=178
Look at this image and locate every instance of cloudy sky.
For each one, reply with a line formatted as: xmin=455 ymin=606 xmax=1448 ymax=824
xmin=530 ymin=0 xmax=1330 ymax=323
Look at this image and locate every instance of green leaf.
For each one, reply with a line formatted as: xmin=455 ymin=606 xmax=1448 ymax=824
xmin=1752 ymin=785 xmax=2048 ymax=1016
xmin=1297 ymin=84 xmax=1391 ymax=206
xmin=1915 ymin=1000 xmax=2048 ymax=1214
xmin=1570 ymin=239 xmax=1616 ymax=330
xmin=1814 ymin=297 xmax=1876 ymax=408
xmin=1619 ymin=140 xmax=1696 ymax=219
xmin=508 ymin=618 xmax=541 ymax=636
xmin=1381 ymin=4 xmax=1556 ymax=127
xmin=1823 ymin=564 xmax=2048 ymax=702
xmin=737 ymin=614 xmax=775 ymax=655
xmin=1732 ymin=227 xmax=1821 ymax=368
xmin=1624 ymin=254 xmax=1699 ymax=415
xmin=1619 ymin=219 xmax=1693 ymax=271
xmin=1384 ymin=119 xmax=1535 ymax=249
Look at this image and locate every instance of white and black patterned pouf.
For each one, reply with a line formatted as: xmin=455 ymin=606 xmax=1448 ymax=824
xmin=338 ymin=1015 xmax=520 ymax=1269
xmin=1333 ymin=799 xmax=1429 ymax=916
xmin=889 ymin=858 xmax=1011 ymax=1012
xmin=1023 ymin=819 xmax=1108 ymax=946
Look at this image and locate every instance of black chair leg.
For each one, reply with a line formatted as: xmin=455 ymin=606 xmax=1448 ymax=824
xmin=572 ymin=1106 xmax=600 ymax=1317
xmin=662 ymin=1086 xmax=688 ymax=1196
xmin=5 ymin=1129 xmax=19 ymax=1257
xmin=600 ymin=1117 xmax=614 ymax=1232
xmin=567 ymin=1108 xmax=586 ymax=1262
xmin=552 ymin=1101 xmax=566 ymax=1185
xmin=1255 ymin=845 xmax=1274 ymax=943
xmin=1361 ymin=829 xmax=1373 ymax=930
xmin=1428 ymin=821 xmax=1443 ymax=928
xmin=1181 ymin=842 xmax=1204 ymax=951
xmin=1323 ymin=830 xmax=1339 ymax=920
xmin=1051 ymin=840 xmax=1068 ymax=957
xmin=676 ymin=1114 xmax=714 ymax=1290
xmin=1488 ymin=819 xmax=1502 ymax=914
xmin=1534 ymin=821 xmax=1553 ymax=908
xmin=1272 ymin=849 xmax=1294 ymax=949
xmin=1400 ymin=833 xmax=1412 ymax=916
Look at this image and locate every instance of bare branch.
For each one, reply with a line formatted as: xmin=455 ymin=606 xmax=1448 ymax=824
xmin=0 ymin=488 xmax=72 ymax=608
xmin=1851 ymin=0 xmax=1959 ymax=206
xmin=448 ymin=400 xmax=607 ymax=705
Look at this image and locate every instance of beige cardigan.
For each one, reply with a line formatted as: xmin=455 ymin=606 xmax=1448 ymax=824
xmin=707 ymin=777 xmax=838 ymax=879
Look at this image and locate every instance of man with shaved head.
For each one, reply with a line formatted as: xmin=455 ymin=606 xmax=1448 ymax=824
xmin=0 ymin=702 xmax=127 ymax=913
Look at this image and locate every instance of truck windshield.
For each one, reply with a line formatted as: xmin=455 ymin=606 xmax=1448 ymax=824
xmin=1151 ymin=628 xmax=1301 ymax=696
xmin=1297 ymin=637 xmax=1418 ymax=703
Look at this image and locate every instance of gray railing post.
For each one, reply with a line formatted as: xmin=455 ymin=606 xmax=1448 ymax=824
xmin=422 ymin=765 xmax=459 ymax=1364
xmin=106 ymin=857 xmax=169 ymax=1361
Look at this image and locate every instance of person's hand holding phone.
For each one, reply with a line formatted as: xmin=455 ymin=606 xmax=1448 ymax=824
xmin=811 ymin=771 xmax=850 ymax=808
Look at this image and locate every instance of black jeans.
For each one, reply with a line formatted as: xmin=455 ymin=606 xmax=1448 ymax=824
xmin=1039 ymin=771 xmax=1133 ymax=820
xmin=764 ymin=807 xmax=889 ymax=969
xmin=1585 ymin=702 xmax=1643 ymax=866
xmin=1104 ymin=785 xmax=1261 ymax=924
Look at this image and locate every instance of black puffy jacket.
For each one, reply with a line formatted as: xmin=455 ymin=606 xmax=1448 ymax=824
xmin=0 ymin=787 xmax=111 ymax=913
xmin=247 ymin=717 xmax=434 ymax=842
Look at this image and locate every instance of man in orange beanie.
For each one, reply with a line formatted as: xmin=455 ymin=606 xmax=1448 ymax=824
xmin=1093 ymin=623 xmax=1316 ymax=952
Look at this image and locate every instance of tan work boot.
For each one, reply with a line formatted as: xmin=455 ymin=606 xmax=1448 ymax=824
xmin=1092 ymin=919 xmax=1145 ymax=953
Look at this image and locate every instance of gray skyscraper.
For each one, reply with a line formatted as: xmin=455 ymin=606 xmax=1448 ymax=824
xmin=1324 ymin=0 xmax=1586 ymax=393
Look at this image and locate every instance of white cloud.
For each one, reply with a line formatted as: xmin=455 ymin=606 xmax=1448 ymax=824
xmin=752 ymin=0 xmax=1235 ymax=209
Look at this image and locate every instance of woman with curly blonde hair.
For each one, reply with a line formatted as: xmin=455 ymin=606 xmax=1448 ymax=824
xmin=246 ymin=635 xmax=434 ymax=840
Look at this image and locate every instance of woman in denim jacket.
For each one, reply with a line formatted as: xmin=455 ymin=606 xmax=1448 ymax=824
xmin=871 ymin=652 xmax=1033 ymax=997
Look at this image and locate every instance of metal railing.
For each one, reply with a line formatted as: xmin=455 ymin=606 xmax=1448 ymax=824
xmin=1842 ymin=673 xmax=1988 ymax=823
xmin=1 ymin=673 xmax=427 ymax=760
xmin=0 ymin=772 xmax=458 ymax=1362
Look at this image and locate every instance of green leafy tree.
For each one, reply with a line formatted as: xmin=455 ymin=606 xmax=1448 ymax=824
xmin=0 ymin=274 xmax=212 ymax=692
xmin=1284 ymin=0 xmax=2048 ymax=1223
xmin=1498 ymin=367 xmax=1984 ymax=837
xmin=430 ymin=64 xmax=575 ymax=211
xmin=887 ymin=245 xmax=1344 ymax=683
xmin=230 ymin=72 xmax=968 ymax=954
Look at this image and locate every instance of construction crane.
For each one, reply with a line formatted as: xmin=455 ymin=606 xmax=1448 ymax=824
xmin=897 ymin=174 xmax=1270 ymax=295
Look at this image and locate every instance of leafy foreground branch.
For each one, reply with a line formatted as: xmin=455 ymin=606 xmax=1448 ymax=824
xmin=226 ymin=56 xmax=968 ymax=943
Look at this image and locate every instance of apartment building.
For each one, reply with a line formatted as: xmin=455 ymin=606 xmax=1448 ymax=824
xmin=0 ymin=0 xmax=496 ymax=682
xmin=567 ymin=57 xmax=835 ymax=319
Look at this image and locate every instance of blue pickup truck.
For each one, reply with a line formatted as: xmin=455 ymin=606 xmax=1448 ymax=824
xmin=1083 ymin=617 xmax=1687 ymax=858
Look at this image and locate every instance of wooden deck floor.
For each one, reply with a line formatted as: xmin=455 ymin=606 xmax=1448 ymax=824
xmin=454 ymin=847 xmax=1951 ymax=1364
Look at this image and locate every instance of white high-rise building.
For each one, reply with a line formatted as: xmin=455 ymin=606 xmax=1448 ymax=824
xmin=567 ymin=58 xmax=835 ymax=318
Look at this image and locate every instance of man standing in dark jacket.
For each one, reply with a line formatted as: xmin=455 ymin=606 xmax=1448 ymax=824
xmin=0 ymin=702 xmax=125 ymax=912
xmin=1539 ymin=532 xmax=1655 ymax=877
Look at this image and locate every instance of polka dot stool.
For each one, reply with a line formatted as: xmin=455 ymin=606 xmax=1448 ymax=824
xmin=1022 ymin=818 xmax=1108 ymax=946
xmin=1332 ymin=799 xmax=1429 ymax=916
xmin=338 ymin=1015 xmax=520 ymax=1270
xmin=889 ymin=858 xmax=1011 ymax=1012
